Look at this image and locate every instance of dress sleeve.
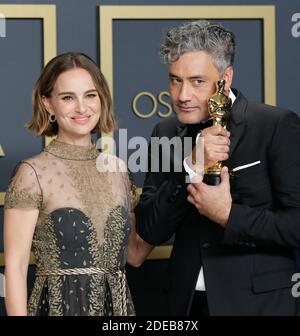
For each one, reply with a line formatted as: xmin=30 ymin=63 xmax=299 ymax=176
xmin=4 ymin=161 xmax=43 ymax=210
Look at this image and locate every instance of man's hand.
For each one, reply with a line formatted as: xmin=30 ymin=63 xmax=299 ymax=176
xmin=202 ymin=126 xmax=230 ymax=169
xmin=187 ymin=167 xmax=232 ymax=227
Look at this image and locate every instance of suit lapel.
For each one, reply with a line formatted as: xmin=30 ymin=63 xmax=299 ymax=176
xmin=174 ymin=122 xmax=188 ymax=173
xmin=228 ymin=90 xmax=248 ymax=158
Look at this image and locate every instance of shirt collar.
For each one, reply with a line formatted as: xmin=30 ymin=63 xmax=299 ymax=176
xmin=229 ymin=88 xmax=236 ymax=104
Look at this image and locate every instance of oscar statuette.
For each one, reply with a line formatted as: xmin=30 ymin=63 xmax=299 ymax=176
xmin=203 ymin=79 xmax=231 ymax=185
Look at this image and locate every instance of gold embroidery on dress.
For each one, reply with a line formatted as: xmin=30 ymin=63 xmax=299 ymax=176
xmin=82 ymin=216 xmax=105 ymax=315
xmin=44 ymin=140 xmax=99 ymax=161
xmin=45 ymin=139 xmax=117 ymax=247
xmin=4 ymin=186 xmax=43 ymax=209
xmin=27 ymin=277 xmax=46 ymax=316
xmin=102 ymin=206 xmax=134 ymax=316
xmin=63 ymin=159 xmax=115 ymax=247
xmin=5 ymin=139 xmax=135 ymax=316
xmin=29 ymin=213 xmax=63 ymax=315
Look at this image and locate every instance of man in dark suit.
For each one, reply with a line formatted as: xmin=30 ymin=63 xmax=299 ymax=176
xmin=135 ymin=20 xmax=300 ymax=315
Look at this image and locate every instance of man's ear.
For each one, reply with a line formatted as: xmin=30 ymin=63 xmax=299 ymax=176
xmin=42 ymin=96 xmax=53 ymax=115
xmin=223 ymin=66 xmax=234 ymax=93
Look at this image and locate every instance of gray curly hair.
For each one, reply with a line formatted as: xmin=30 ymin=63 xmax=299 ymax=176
xmin=160 ymin=20 xmax=236 ymax=75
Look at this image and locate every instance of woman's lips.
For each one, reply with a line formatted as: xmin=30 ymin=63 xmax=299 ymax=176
xmin=71 ymin=115 xmax=91 ymax=124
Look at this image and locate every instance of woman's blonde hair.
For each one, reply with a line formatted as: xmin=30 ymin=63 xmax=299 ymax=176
xmin=27 ymin=52 xmax=115 ymax=136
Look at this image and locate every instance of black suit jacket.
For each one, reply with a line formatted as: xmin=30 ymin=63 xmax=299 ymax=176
xmin=135 ymin=90 xmax=300 ymax=315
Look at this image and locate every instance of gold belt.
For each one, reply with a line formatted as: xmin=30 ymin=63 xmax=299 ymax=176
xmin=35 ymin=266 xmax=128 ymax=315
xmin=36 ymin=266 xmax=122 ymax=277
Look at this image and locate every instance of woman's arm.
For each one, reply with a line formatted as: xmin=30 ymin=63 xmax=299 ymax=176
xmin=127 ymin=212 xmax=154 ymax=268
xmin=4 ymin=208 xmax=38 ymax=316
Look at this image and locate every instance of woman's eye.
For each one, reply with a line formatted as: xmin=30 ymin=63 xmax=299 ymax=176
xmin=194 ymin=79 xmax=203 ymax=85
xmin=86 ymin=93 xmax=97 ymax=98
xmin=62 ymin=96 xmax=73 ymax=101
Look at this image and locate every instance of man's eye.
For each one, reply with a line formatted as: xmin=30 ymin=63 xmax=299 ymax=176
xmin=62 ymin=96 xmax=73 ymax=101
xmin=194 ymin=79 xmax=204 ymax=85
xmin=170 ymin=78 xmax=181 ymax=84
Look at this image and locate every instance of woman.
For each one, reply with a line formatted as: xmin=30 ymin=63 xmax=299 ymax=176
xmin=4 ymin=52 xmax=152 ymax=316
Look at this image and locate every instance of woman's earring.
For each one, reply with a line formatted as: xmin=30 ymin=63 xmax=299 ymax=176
xmin=49 ymin=114 xmax=56 ymax=123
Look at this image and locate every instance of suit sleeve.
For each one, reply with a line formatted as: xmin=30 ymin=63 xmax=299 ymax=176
xmin=135 ymin=124 xmax=190 ymax=245
xmin=224 ymin=111 xmax=300 ymax=247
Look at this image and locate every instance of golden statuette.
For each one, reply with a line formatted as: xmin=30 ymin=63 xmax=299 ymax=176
xmin=204 ymin=79 xmax=231 ymax=185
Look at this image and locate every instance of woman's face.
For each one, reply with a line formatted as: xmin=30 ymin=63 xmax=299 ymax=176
xmin=43 ymin=68 xmax=101 ymax=144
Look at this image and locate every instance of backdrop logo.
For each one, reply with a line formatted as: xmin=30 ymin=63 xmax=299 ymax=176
xmin=291 ymin=13 xmax=300 ymax=38
xmin=0 ymin=13 xmax=6 ymax=38
xmin=132 ymin=91 xmax=173 ymax=119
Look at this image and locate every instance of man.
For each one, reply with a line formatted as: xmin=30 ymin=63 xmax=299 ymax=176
xmin=135 ymin=20 xmax=300 ymax=315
